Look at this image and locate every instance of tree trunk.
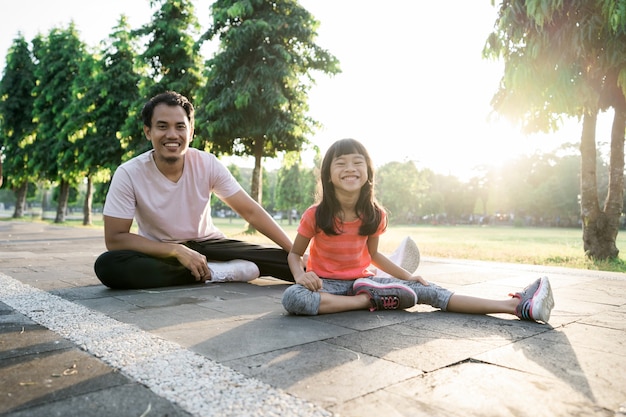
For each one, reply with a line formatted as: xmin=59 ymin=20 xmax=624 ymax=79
xmin=245 ymin=137 xmax=265 ymax=234
xmin=83 ymin=176 xmax=93 ymax=226
xmin=250 ymin=137 xmax=264 ymax=204
xmin=13 ymin=182 xmax=28 ymax=218
xmin=55 ymin=180 xmax=70 ymax=223
xmin=581 ymin=108 xmax=624 ymax=260
xmin=601 ymin=106 xmax=625 ymax=255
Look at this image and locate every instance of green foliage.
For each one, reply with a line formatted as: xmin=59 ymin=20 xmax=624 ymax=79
xmin=275 ymin=152 xmax=315 ymax=217
xmin=76 ymin=16 xmax=141 ymax=175
xmin=123 ymin=0 xmax=205 ymax=158
xmin=31 ymin=23 xmax=87 ymax=184
xmin=195 ymin=0 xmax=339 ymax=206
xmin=135 ymin=0 xmax=204 ymax=100
xmin=0 ymin=34 xmax=37 ymax=189
xmin=195 ymin=0 xmax=340 ymax=158
xmin=377 ymin=161 xmax=427 ymax=223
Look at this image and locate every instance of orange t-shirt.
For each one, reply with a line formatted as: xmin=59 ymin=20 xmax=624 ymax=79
xmin=298 ymin=205 xmax=387 ymax=280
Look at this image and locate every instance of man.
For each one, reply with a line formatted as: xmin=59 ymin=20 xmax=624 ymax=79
xmin=94 ymin=91 xmax=294 ymax=289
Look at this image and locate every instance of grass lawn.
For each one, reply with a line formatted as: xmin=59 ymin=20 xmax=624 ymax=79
xmin=215 ymin=218 xmax=626 ymax=273
xmin=4 ymin=213 xmax=626 ymax=273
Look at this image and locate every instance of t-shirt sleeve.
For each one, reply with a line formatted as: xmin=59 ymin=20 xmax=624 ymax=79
xmin=297 ymin=206 xmax=318 ymax=239
xmin=373 ymin=210 xmax=387 ymax=237
xmin=207 ymin=154 xmax=244 ymax=199
xmin=102 ymin=167 xmax=136 ymax=219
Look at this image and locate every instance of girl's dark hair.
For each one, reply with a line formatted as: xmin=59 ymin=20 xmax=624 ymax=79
xmin=141 ymin=91 xmax=195 ymax=127
xmin=316 ymin=138 xmax=386 ymax=236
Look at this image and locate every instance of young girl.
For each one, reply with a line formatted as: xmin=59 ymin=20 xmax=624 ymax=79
xmin=282 ymin=138 xmax=554 ymax=323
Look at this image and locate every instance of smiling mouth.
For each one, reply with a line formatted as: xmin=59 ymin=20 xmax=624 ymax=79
xmin=164 ymin=142 xmax=180 ymax=149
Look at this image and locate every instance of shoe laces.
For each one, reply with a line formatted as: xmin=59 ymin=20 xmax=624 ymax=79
xmin=378 ymin=295 xmax=400 ymax=310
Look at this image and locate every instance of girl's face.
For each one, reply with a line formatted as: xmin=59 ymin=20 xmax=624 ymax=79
xmin=329 ymin=152 xmax=369 ymax=194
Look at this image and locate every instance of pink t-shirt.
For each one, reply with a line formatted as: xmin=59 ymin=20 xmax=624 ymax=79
xmin=103 ymin=148 xmax=242 ymax=243
xmin=298 ymin=205 xmax=387 ymax=280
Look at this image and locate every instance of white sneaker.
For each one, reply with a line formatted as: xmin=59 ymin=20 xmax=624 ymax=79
xmin=375 ymin=236 xmax=420 ymax=278
xmin=206 ymin=259 xmax=260 ymax=282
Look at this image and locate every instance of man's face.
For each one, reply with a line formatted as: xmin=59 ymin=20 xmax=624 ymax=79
xmin=143 ymin=103 xmax=193 ymax=164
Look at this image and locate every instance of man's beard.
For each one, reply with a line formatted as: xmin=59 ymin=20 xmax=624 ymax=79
xmin=162 ymin=155 xmax=180 ymax=164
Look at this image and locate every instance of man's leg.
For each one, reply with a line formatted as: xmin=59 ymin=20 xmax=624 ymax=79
xmin=94 ymin=250 xmax=198 ymax=289
xmin=187 ymin=239 xmax=294 ymax=282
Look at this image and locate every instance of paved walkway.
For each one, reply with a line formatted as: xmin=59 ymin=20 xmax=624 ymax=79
xmin=0 ymin=221 xmax=625 ymax=416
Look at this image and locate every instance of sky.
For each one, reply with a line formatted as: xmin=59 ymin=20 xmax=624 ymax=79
xmin=1 ymin=1 xmax=614 ymax=180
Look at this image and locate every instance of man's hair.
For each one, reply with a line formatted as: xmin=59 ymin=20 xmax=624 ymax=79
xmin=141 ymin=91 xmax=195 ymax=127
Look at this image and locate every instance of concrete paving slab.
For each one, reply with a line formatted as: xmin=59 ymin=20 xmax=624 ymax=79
xmin=327 ymin=322 xmax=500 ymax=373
xmin=308 ymin=309 xmax=419 ymax=332
xmin=1 ymin=344 xmax=130 ymax=414
xmin=157 ymin=313 xmax=356 ymax=362
xmin=108 ymin=302 xmax=232 ymax=330
xmin=400 ymin=311 xmax=550 ymax=345
xmin=536 ymin=322 xmax=626 ymax=357
xmin=330 ymin=360 xmax=617 ymax=417
xmin=3 ymin=384 xmax=193 ymax=417
xmin=473 ymin=334 xmax=626 ymax=412
xmin=0 ymin=323 xmax=74 ymax=360
xmin=579 ymin=305 xmax=626 ymax=330
xmin=225 ymin=340 xmax=423 ymax=409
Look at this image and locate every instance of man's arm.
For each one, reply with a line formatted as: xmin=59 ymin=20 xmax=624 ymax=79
xmin=103 ymin=215 xmax=210 ymax=280
xmin=222 ymin=190 xmax=293 ymax=252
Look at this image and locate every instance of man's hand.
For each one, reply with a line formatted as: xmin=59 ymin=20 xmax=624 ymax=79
xmin=174 ymin=245 xmax=210 ymax=281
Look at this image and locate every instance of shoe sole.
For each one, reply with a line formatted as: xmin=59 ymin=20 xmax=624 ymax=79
xmin=531 ymin=276 xmax=555 ymax=323
xmin=400 ymin=237 xmax=420 ymax=274
xmin=378 ymin=237 xmax=420 ymax=278
xmin=353 ymin=278 xmax=418 ymax=305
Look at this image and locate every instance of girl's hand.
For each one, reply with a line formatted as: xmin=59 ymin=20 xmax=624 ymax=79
xmin=407 ymin=275 xmax=430 ymax=286
xmin=296 ymin=271 xmax=323 ymax=292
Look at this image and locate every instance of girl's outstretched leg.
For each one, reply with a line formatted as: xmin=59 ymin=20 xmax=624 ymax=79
xmin=446 ymin=276 xmax=554 ymax=323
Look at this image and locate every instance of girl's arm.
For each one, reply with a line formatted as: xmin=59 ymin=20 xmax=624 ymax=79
xmin=288 ymin=233 xmax=323 ymax=291
xmin=367 ymin=236 xmax=429 ymax=285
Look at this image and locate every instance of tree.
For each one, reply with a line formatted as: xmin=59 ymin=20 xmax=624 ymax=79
xmin=31 ymin=23 xmax=89 ymax=223
xmin=484 ymin=0 xmax=626 ymax=260
xmin=275 ymin=152 xmax=313 ymax=225
xmin=0 ymin=34 xmax=37 ymax=218
xmin=431 ymin=173 xmax=477 ymax=224
xmin=65 ymin=16 xmax=141 ymax=225
xmin=377 ymin=161 xmax=426 ymax=224
xmin=196 ymin=0 xmax=340 ymax=209
xmin=124 ymin=0 xmax=205 ymax=158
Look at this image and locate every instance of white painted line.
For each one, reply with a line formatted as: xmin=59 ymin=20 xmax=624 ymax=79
xmin=0 ymin=272 xmax=330 ymax=417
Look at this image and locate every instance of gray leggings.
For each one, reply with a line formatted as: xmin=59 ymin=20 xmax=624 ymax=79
xmin=281 ymin=277 xmax=453 ymax=316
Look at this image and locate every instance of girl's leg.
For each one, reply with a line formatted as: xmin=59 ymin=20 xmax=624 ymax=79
xmin=382 ymin=276 xmax=554 ymax=323
xmin=188 ymin=239 xmax=293 ymax=282
xmin=377 ymin=276 xmax=519 ymax=315
xmin=282 ymin=279 xmax=358 ymax=315
xmin=94 ymin=250 xmax=197 ymax=289
xmin=439 ymin=276 xmax=554 ymax=323
xmin=318 ymin=292 xmax=370 ymax=314
xmin=446 ymin=294 xmax=518 ymax=315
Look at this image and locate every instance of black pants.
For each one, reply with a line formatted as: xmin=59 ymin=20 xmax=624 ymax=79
xmin=94 ymin=238 xmax=294 ymax=289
